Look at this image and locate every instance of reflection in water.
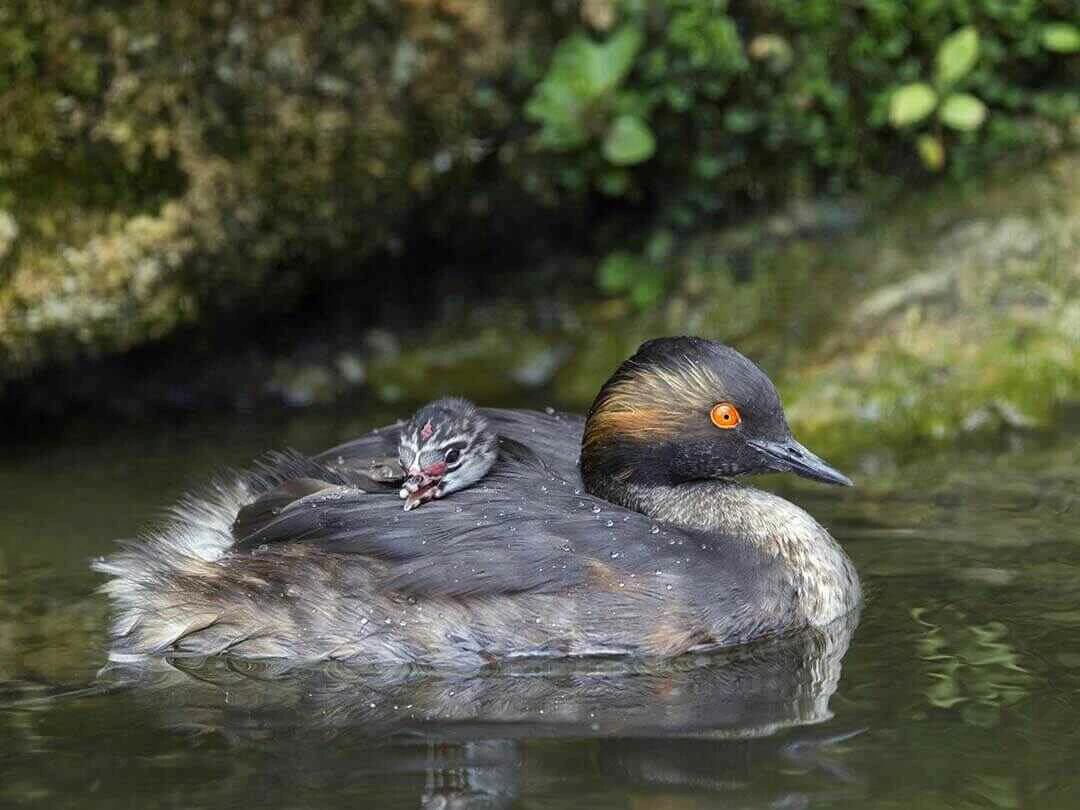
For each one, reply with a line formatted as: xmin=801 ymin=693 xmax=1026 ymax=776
xmin=93 ymin=613 xmax=859 ymax=807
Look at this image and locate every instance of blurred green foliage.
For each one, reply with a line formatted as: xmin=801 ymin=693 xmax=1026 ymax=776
xmin=521 ymin=0 xmax=1079 ymax=303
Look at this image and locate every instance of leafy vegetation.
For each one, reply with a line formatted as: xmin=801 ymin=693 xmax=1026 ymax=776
xmin=888 ymin=27 xmax=988 ymax=171
xmin=522 ymin=1 xmax=1079 ymax=304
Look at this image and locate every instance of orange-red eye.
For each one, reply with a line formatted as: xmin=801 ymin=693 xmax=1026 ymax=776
xmin=710 ymin=402 xmax=741 ymax=429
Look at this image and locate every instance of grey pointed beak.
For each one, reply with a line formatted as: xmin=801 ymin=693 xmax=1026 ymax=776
xmin=748 ymin=437 xmax=853 ymax=487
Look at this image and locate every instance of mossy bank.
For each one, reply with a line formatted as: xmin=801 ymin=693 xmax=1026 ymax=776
xmin=8 ymin=152 xmax=1075 ymax=468
xmin=0 ymin=0 xmax=565 ymax=378
xmin=1 ymin=2 xmax=1077 ymax=461
xmin=371 ymin=153 xmax=1080 ymax=464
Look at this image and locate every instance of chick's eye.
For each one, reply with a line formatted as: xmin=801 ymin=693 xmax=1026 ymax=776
xmin=710 ymin=402 xmax=741 ymax=429
xmin=444 ymin=447 xmax=461 ymax=464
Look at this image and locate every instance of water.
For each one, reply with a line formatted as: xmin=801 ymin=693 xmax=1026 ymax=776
xmin=2 ymin=409 xmax=1080 ymax=808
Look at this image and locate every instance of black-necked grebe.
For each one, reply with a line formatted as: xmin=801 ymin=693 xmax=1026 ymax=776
xmin=95 ymin=337 xmax=860 ymax=667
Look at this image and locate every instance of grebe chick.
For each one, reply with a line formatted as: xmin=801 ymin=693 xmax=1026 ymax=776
xmin=397 ymin=397 xmax=498 ymax=510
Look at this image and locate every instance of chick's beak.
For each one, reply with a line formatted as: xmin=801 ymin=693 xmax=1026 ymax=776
xmin=399 ymin=468 xmax=444 ymax=514
xmin=747 ymin=437 xmax=854 ymax=487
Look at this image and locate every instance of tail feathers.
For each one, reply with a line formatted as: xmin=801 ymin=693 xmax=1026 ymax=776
xmin=93 ymin=448 xmax=354 ymax=655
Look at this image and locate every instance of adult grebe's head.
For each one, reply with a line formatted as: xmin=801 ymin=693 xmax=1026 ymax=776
xmin=581 ymin=337 xmax=851 ymax=496
xmin=398 ymin=397 xmax=498 ymax=510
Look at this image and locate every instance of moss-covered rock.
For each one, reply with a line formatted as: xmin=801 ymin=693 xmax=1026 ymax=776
xmin=780 ymin=153 xmax=1080 ymax=461
xmin=0 ymin=0 xmax=560 ymax=380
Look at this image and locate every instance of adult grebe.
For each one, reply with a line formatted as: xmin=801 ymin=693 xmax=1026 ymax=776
xmin=96 ymin=337 xmax=860 ymax=666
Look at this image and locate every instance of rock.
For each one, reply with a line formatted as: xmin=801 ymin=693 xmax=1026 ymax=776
xmin=940 ymin=216 xmax=1043 ymax=264
xmin=0 ymin=2 xmax=557 ymax=382
xmin=778 ymin=153 xmax=1080 ymax=459
xmin=853 ymin=269 xmax=956 ymax=324
xmin=962 ymin=401 xmax=1039 ymax=434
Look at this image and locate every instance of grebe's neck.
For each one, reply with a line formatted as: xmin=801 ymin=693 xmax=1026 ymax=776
xmin=587 ymin=474 xmax=861 ymax=626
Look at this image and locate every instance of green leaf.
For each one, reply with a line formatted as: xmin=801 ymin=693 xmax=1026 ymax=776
xmin=1041 ymin=23 xmax=1080 ymax=54
xmin=588 ymin=26 xmax=644 ymax=95
xmin=597 ymin=251 xmax=640 ymax=292
xmin=524 ymin=40 xmax=595 ymax=151
xmin=524 ymin=88 xmax=592 ymax=151
xmin=935 ymin=27 xmax=979 ymax=87
xmin=602 ymin=115 xmax=656 ymax=165
xmin=523 ymin=26 xmax=643 ymax=153
xmin=538 ymin=34 xmax=598 ymax=95
xmin=916 ymin=134 xmax=945 ymax=171
xmin=889 ymin=83 xmax=938 ymax=128
xmin=939 ymin=93 xmax=987 ymax=131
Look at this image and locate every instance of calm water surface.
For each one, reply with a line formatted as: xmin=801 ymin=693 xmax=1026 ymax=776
xmin=2 ymin=407 xmax=1079 ymax=808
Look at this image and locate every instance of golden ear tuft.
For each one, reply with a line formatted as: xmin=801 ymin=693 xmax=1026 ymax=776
xmin=710 ymin=402 xmax=741 ymax=429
